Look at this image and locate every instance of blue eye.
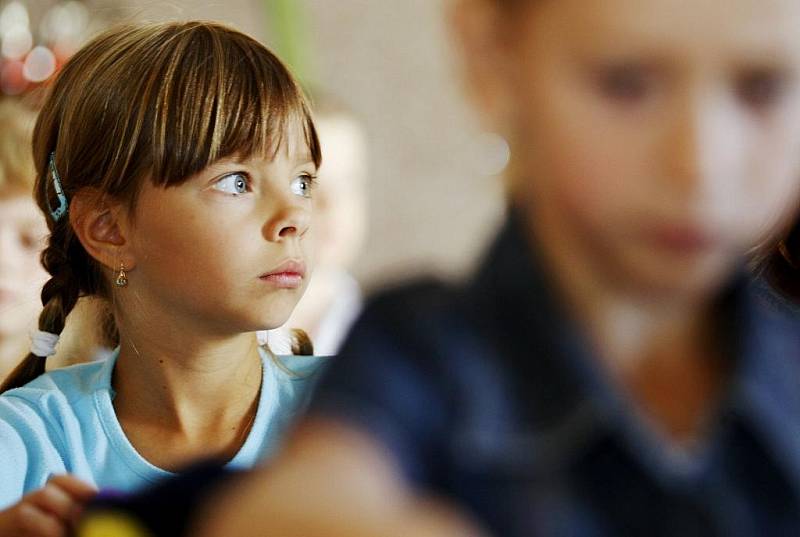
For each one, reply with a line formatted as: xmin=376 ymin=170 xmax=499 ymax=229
xmin=213 ymin=173 xmax=249 ymax=195
xmin=291 ymin=174 xmax=316 ymax=198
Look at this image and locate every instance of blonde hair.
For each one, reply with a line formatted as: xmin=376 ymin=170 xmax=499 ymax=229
xmin=1 ymin=21 xmax=320 ymax=393
xmin=0 ymin=98 xmax=37 ymax=197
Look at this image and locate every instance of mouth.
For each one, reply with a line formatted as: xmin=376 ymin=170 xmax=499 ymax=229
xmin=646 ymin=224 xmax=719 ymax=256
xmin=259 ymin=260 xmax=306 ymax=289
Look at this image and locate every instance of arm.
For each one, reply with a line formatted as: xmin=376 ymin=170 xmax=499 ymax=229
xmin=195 ymin=419 xmax=486 ymax=537
xmin=0 ymin=395 xmax=96 ymax=536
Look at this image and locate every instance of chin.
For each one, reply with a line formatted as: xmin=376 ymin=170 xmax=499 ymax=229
xmin=253 ymin=310 xmax=296 ymax=332
xmin=616 ymin=250 xmax=735 ymax=302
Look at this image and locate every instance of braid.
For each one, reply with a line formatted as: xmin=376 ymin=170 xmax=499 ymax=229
xmin=39 ymin=232 xmax=81 ymax=333
xmin=0 ymin=227 xmax=82 ymax=393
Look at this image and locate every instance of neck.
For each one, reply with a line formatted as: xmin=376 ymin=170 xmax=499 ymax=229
xmin=521 ymin=202 xmax=731 ymax=443
xmin=112 ymin=328 xmax=263 ymax=470
xmin=113 ymin=330 xmax=262 ymax=433
xmin=105 ymin=286 xmax=268 ymax=470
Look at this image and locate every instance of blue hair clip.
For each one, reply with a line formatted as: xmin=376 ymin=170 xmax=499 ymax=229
xmin=46 ymin=152 xmax=68 ymax=222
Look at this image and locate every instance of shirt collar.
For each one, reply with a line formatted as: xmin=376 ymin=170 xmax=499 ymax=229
xmin=464 ymin=207 xmax=800 ymax=490
xmin=729 ymin=280 xmax=800 ymax=492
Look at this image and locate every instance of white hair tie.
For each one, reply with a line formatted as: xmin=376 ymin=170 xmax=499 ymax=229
xmin=30 ymin=330 xmax=60 ymax=358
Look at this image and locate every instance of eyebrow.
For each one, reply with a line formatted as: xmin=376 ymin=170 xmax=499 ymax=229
xmin=210 ymin=150 xmax=317 ymax=171
xmin=292 ymin=149 xmax=314 ymax=162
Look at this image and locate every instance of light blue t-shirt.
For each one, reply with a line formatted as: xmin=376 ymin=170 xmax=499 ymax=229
xmin=0 ymin=347 xmax=328 ymax=509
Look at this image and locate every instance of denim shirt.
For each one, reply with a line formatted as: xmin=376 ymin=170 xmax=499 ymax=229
xmin=311 ymin=209 xmax=800 ymax=537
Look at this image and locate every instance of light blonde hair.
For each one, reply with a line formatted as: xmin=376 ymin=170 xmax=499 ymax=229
xmin=0 ymin=98 xmax=37 ymax=198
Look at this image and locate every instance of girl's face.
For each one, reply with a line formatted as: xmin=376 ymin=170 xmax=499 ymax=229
xmin=486 ymin=0 xmax=800 ymax=298
xmin=0 ymin=195 xmax=48 ymax=339
xmin=125 ymin=125 xmax=318 ymax=335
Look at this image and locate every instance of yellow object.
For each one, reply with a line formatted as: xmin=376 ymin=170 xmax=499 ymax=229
xmin=77 ymin=511 xmax=153 ymax=537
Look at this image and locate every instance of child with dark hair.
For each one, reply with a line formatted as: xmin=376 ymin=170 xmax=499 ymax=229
xmin=0 ymin=21 xmax=328 ymax=536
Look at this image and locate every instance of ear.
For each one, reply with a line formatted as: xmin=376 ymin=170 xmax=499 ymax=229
xmin=69 ymin=189 xmax=136 ymax=273
xmin=448 ymin=0 xmax=515 ymax=130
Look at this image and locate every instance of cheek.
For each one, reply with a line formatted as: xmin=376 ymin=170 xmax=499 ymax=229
xmin=133 ymin=198 xmax=251 ymax=292
xmin=737 ymin=129 xmax=800 ymax=245
xmin=522 ymin=108 xmax=649 ymax=233
xmin=740 ymin=170 xmax=800 ymax=248
xmin=513 ymin=61 xmax=657 ymax=229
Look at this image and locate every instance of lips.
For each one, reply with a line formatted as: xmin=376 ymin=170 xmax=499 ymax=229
xmin=647 ymin=224 xmax=718 ymax=255
xmin=259 ymin=260 xmax=306 ymax=289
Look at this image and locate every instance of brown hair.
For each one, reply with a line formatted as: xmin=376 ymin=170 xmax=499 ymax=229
xmin=0 ymin=98 xmax=37 ymax=198
xmin=0 ymin=21 xmax=320 ymax=393
xmin=760 ymin=220 xmax=800 ymax=303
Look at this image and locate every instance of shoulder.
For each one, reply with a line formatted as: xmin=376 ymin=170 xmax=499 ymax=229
xmin=342 ymin=278 xmax=466 ymax=356
xmin=312 ymin=277 xmax=476 ymax=420
xmin=260 ymin=350 xmax=330 ymax=412
xmin=361 ymin=278 xmax=460 ymax=322
xmin=2 ymin=359 xmax=110 ymax=407
xmin=752 ymin=277 xmax=800 ymax=319
xmin=750 ymin=277 xmax=800 ymax=349
xmin=305 ymin=278 xmax=482 ymax=483
xmin=0 ymin=360 xmax=109 ymax=507
xmin=0 ymin=359 xmax=111 ymax=449
xmin=345 ymin=277 xmax=484 ymax=372
xmin=312 ymin=278 xmax=467 ymax=414
xmin=271 ymin=354 xmax=331 ymax=379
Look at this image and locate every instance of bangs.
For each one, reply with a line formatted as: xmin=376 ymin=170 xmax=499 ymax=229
xmin=37 ymin=22 xmax=320 ymax=215
xmin=139 ymin=22 xmax=321 ymax=188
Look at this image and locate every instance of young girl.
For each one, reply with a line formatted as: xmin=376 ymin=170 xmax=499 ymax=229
xmin=0 ymin=20 xmax=326 ymax=536
xmin=184 ymin=0 xmax=800 ymax=536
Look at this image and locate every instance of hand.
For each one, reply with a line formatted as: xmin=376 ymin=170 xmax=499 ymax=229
xmin=0 ymin=475 xmax=97 ymax=537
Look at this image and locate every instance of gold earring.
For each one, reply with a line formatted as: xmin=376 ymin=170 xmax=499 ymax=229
xmin=115 ymin=262 xmax=128 ymax=287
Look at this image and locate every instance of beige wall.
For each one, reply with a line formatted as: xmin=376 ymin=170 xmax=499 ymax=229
xmin=120 ymin=0 xmax=506 ymax=287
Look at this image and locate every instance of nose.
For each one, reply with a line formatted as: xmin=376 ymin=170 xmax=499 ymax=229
xmin=262 ymin=195 xmax=311 ymax=242
xmin=665 ymin=90 xmax=744 ymax=203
